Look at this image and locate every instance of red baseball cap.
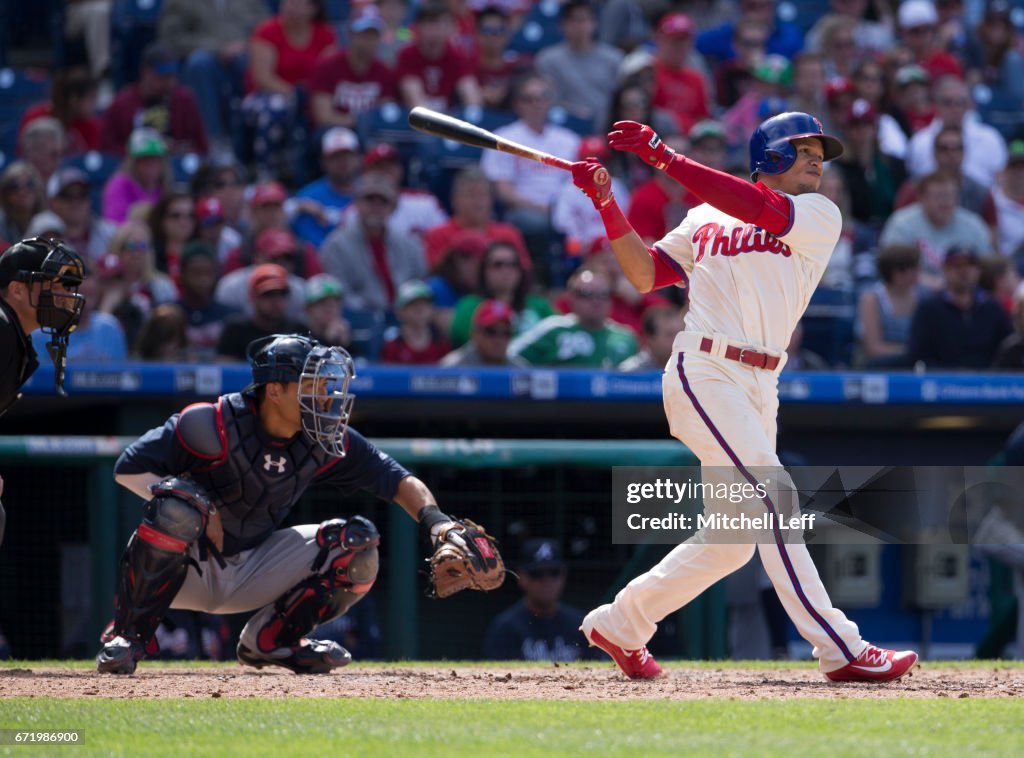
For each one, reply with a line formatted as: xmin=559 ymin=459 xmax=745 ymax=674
xmin=441 ymin=229 xmax=488 ymax=262
xmin=847 ymin=98 xmax=879 ymax=124
xmin=577 ymin=135 xmax=609 ymax=160
xmin=474 ymin=299 xmax=514 ymax=329
xmin=657 ymin=12 xmax=695 ymax=37
xmin=195 ymin=196 xmax=225 ymax=225
xmin=256 ymin=228 xmax=298 ymax=258
xmin=248 ymin=263 xmax=290 ymax=297
xmin=249 ymin=181 xmax=287 ymax=207
xmin=363 ymin=143 xmax=400 ymax=169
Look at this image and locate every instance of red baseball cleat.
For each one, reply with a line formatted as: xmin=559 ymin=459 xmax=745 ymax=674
xmin=581 ymin=623 xmax=663 ymax=680
xmin=825 ymin=644 xmax=918 ymax=682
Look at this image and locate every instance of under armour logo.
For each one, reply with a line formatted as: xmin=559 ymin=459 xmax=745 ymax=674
xmin=263 ymin=454 xmax=287 ymax=473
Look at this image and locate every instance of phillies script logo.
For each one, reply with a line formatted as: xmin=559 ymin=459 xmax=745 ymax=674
xmin=693 ymin=223 xmax=793 ymax=263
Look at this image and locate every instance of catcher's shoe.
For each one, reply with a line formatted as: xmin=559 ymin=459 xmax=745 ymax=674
xmin=237 ymin=638 xmax=352 ymax=674
xmin=96 ymin=635 xmax=146 ymax=675
xmin=825 ymin=644 xmax=918 ymax=682
xmin=581 ymin=622 xmax=663 ymax=680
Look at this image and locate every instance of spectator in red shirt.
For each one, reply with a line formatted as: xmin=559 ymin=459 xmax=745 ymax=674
xmin=242 ymin=0 xmax=337 ymax=179
xmin=423 ymin=165 xmax=530 ymax=271
xmin=651 ymin=13 xmax=712 ymax=135
xmin=100 ymin=42 xmax=208 ymax=157
xmin=311 ymin=6 xmax=396 ymax=130
xmin=18 ymin=66 xmax=100 ymax=156
xmin=379 ymin=279 xmax=452 ymax=363
xmin=396 ymin=1 xmax=482 ymax=111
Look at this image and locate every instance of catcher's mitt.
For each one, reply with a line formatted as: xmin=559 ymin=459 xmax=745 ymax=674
xmin=428 ymin=518 xmax=505 ymax=598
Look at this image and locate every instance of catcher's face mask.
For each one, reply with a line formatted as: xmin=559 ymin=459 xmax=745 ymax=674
xmin=297 ymin=344 xmax=356 ymax=458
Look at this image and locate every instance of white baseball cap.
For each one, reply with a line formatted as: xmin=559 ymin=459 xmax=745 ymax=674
xmin=321 ymin=127 xmax=360 ymax=155
xmin=898 ymin=0 xmax=938 ymax=29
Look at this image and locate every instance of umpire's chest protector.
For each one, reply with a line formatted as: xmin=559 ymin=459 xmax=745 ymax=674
xmin=194 ymin=393 xmax=331 ymax=555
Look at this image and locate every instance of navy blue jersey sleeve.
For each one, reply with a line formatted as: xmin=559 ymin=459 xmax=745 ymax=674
xmin=114 ymin=408 xmax=219 ymax=478
xmin=315 ymin=427 xmax=411 ymax=501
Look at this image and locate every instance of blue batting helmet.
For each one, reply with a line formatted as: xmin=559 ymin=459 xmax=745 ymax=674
xmin=748 ymin=112 xmax=843 ymax=181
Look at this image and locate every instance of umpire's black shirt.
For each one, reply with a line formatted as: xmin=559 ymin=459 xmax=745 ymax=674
xmin=0 ymin=296 xmax=39 ymax=417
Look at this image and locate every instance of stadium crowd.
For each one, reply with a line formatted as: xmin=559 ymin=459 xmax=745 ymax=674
xmin=1 ymin=0 xmax=1024 ymax=372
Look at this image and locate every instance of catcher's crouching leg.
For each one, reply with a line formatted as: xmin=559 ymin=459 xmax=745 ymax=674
xmin=96 ymin=478 xmax=213 ymax=675
xmin=238 ymin=516 xmax=380 ymax=674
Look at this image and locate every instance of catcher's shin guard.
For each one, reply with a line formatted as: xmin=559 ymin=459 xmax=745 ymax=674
xmin=250 ymin=517 xmax=380 ymax=654
xmin=104 ymin=479 xmax=212 ymax=648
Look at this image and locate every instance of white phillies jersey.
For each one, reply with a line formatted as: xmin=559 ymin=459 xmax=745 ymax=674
xmin=655 ymin=192 xmax=842 ymax=352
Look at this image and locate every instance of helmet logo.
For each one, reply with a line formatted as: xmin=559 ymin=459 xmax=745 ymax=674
xmin=263 ymin=454 xmax=287 ymax=473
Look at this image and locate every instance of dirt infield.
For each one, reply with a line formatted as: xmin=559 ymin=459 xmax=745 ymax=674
xmin=1 ymin=664 xmax=1021 ymax=700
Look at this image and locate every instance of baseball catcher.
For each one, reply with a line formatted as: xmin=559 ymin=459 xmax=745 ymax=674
xmin=96 ymin=334 xmax=504 ymax=675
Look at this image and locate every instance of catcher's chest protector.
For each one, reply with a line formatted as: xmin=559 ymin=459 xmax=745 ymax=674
xmin=196 ymin=393 xmax=330 ymax=554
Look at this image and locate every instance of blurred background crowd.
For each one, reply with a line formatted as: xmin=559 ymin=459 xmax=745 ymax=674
xmin=0 ymin=0 xmax=1023 ymax=372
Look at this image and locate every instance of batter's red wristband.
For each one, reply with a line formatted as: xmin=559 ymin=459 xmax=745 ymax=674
xmin=599 ymin=198 xmax=633 ymax=241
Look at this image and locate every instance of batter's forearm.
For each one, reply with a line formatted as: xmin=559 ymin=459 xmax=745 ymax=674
xmin=609 ymin=231 xmax=655 ymax=293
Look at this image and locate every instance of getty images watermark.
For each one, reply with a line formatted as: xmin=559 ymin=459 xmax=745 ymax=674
xmin=611 ymin=466 xmax=1024 ymax=545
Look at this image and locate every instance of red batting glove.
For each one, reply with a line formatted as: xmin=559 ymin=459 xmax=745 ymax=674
xmin=608 ymin=120 xmax=676 ymax=171
xmin=571 ymin=158 xmax=614 ymax=210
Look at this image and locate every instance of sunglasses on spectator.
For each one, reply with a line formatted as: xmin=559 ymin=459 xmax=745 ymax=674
xmin=3 ymin=179 xmax=35 ymax=192
xmin=258 ymin=289 xmax=290 ymax=299
xmin=525 ymin=567 xmax=563 ymax=579
xmin=935 ymin=142 xmax=963 ymax=152
xmin=480 ymin=325 xmax=512 ymax=338
xmin=488 ymin=258 xmax=519 ymax=269
xmin=58 ymin=190 xmax=90 ymax=201
xmin=359 ymin=193 xmax=393 ymax=204
xmin=573 ymin=289 xmax=611 ymax=300
xmin=167 ymin=210 xmax=196 ymax=220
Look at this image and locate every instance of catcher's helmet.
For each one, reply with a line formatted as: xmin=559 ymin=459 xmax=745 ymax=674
xmin=245 ymin=334 xmax=356 ymax=457
xmin=749 ymin=111 xmax=843 ymax=181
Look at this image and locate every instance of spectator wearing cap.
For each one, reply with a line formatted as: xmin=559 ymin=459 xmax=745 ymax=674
xmin=805 ymin=0 xmax=895 ymax=62
xmin=552 ymin=136 xmax=631 ymax=254
xmin=319 ymin=172 xmax=426 ymax=313
xmin=472 ymin=5 xmax=527 ymax=110
xmin=722 ymin=54 xmax=792 ymax=154
xmin=379 ymin=280 xmax=451 ymax=364
xmin=833 ymin=98 xmax=906 ymax=229
xmin=310 ymin=7 xmax=397 ymax=130
xmin=241 ymin=0 xmax=337 ymax=180
xmin=222 ymin=181 xmax=324 ymax=279
xmin=194 ymin=196 xmax=238 ymax=262
xmin=395 ymin=1 xmax=482 ymax=111
xmin=907 ymin=245 xmax=1012 ymax=369
xmin=47 ymin=167 xmax=115 ymax=263
xmin=148 ymin=191 xmax=197 ymax=282
xmin=303 ymin=273 xmax=352 ymax=351
xmin=158 ymin=0 xmax=268 ymax=150
xmin=618 ymin=304 xmax=683 ymax=371
xmin=426 ymin=229 xmax=486 ymax=333
xmin=855 ymin=244 xmax=923 ymax=368
xmin=880 ymin=171 xmax=992 ymax=288
xmin=962 ymin=0 xmax=1024 ymax=140
xmin=192 ymin=156 xmax=249 ymax=245
xmin=510 ymin=266 xmax=638 ymax=367
xmin=888 ymin=63 xmax=934 ymax=136
xmin=996 ymin=141 xmax=1024 ymax=262
xmin=448 ymin=239 xmax=553 ymax=347
xmin=422 ymin=165 xmax=530 ymax=273
xmin=100 ymin=41 xmax=208 ymax=157
xmin=290 ymin=127 xmax=361 ymax=249
xmin=25 ymin=211 xmax=67 ymax=241
xmin=215 ymin=227 xmax=308 ymax=321
xmin=651 ymin=13 xmax=712 ymax=135
xmin=0 ymin=163 xmax=47 ymax=244
xmin=18 ymin=118 xmax=66 ymax=189
xmin=480 ymin=73 xmax=580 ymax=285
xmin=896 ymin=0 xmax=964 ymax=81
xmin=993 ymin=286 xmax=1024 ymax=369
xmin=905 ymin=75 xmax=1008 ymax=188
xmin=482 ymin=538 xmax=591 ymax=662
xmin=18 ymin=67 xmax=101 ymax=158
xmin=174 ymin=240 xmax=239 ymax=360
xmin=626 ymin=133 xmax=698 ymax=243
xmin=696 ymin=0 xmax=805 ymax=66
xmin=535 ymin=0 xmax=624 ymax=130
xmin=823 ymin=76 xmax=857 ymax=138
xmin=360 ymin=144 xmax=447 ymax=244
xmin=442 ymin=298 xmax=526 ymax=366
xmin=28 ymin=261 xmax=127 ymax=364
xmin=101 ymin=128 xmax=170 ymax=224
xmin=712 ymin=16 xmax=769 ymax=111
xmin=894 ymin=124 xmax=997 ymax=234
xmin=216 ymin=262 xmax=307 ymax=360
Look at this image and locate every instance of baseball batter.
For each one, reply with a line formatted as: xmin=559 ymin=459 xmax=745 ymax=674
xmin=96 ymin=334 xmax=500 ymax=675
xmin=570 ymin=113 xmax=919 ymax=681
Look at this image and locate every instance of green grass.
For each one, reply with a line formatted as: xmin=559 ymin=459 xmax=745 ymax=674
xmin=1 ymin=698 xmax=1022 ymax=757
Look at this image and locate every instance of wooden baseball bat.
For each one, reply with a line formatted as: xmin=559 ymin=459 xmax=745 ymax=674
xmin=408 ymin=106 xmax=609 ymax=185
